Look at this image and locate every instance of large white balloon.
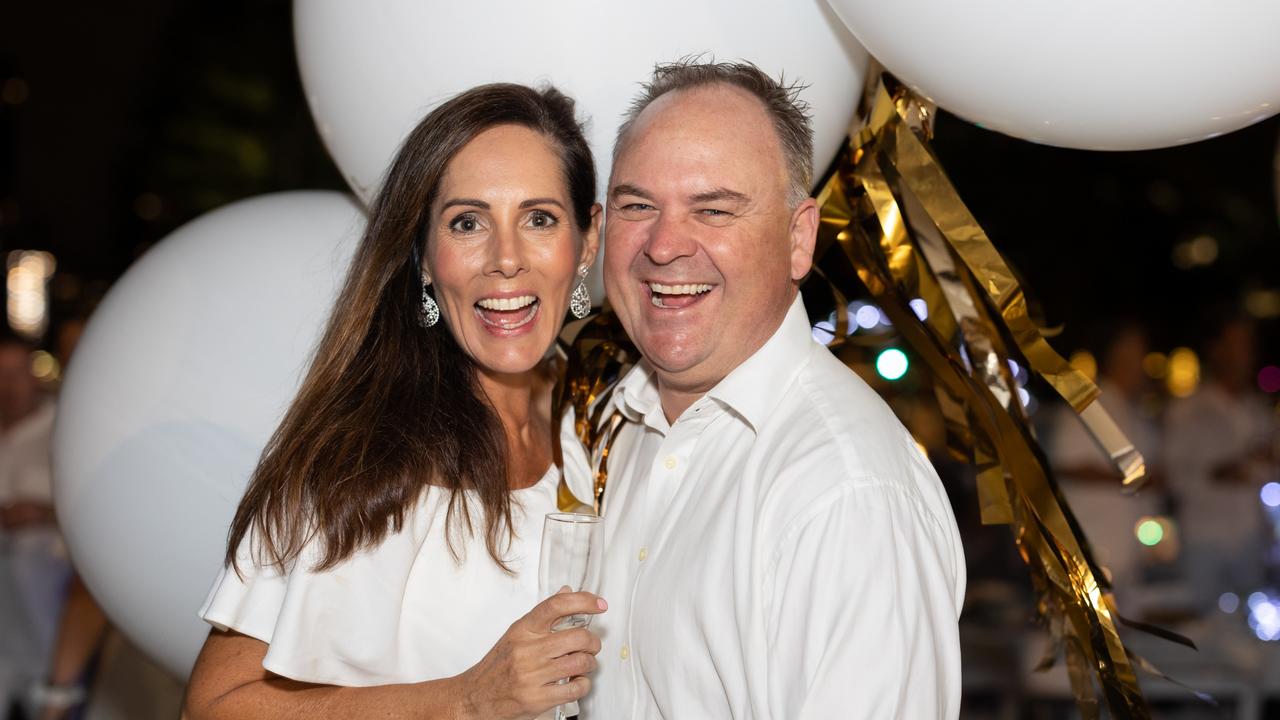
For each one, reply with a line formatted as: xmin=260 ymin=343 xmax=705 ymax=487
xmin=826 ymin=0 xmax=1280 ymax=150
xmin=53 ymin=192 xmax=364 ymax=679
xmin=294 ymin=0 xmax=867 ymax=204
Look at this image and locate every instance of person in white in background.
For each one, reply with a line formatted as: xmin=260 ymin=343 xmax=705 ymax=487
xmin=562 ymin=59 xmax=965 ymax=719
xmin=1165 ymin=313 xmax=1277 ymax=612
xmin=1047 ymin=322 xmax=1164 ymax=603
xmin=0 ymin=335 xmax=67 ymax=712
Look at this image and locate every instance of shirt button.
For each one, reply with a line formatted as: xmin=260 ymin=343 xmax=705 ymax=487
xmin=638 ymin=547 xmax=648 ymax=562
xmin=663 ymin=455 xmax=677 ymax=470
xmin=620 ymin=644 xmax=631 ymax=660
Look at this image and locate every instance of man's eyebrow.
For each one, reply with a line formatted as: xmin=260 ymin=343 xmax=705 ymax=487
xmin=689 ymin=188 xmax=750 ymax=204
xmin=610 ymin=183 xmax=655 ymax=201
xmin=440 ymin=198 xmax=490 ymax=211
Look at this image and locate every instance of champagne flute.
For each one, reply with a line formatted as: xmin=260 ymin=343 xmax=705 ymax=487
xmin=538 ymin=512 xmax=602 ymax=719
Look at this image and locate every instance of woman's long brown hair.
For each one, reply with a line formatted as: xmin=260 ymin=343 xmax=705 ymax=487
xmin=225 ymin=84 xmax=596 ymax=574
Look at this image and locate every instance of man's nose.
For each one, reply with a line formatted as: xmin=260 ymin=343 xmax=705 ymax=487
xmin=643 ymin=212 xmax=697 ymax=265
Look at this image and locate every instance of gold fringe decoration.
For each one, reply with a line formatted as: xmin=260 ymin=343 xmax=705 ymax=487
xmin=552 ymin=313 xmax=634 ymax=515
xmin=816 ymin=70 xmax=1160 ymax=717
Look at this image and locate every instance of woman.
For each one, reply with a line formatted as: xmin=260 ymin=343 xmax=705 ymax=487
xmin=183 ymin=84 xmax=605 ymax=720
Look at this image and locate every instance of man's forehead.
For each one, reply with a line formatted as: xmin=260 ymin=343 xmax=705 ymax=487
xmin=631 ymin=83 xmax=771 ymax=137
xmin=613 ymin=85 xmax=784 ymax=193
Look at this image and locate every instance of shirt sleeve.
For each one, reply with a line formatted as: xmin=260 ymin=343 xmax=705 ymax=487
xmin=197 ymin=537 xmax=289 ymax=645
xmin=763 ymin=481 xmax=963 ymax=720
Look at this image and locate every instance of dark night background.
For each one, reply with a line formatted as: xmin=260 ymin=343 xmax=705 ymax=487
xmin=2 ymin=2 xmax=1278 ymax=716
xmin=3 ymin=1 xmax=1276 ymax=364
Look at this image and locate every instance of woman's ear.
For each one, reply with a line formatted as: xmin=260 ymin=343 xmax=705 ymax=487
xmin=580 ymin=203 xmax=603 ymax=269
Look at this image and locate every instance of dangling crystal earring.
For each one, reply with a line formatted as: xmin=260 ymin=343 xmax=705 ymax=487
xmin=419 ymin=276 xmax=440 ymax=328
xmin=570 ymin=265 xmax=591 ymax=319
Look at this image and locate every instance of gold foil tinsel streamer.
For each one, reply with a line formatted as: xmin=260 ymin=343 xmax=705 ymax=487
xmin=552 ymin=311 xmax=635 ymax=514
xmin=816 ymin=72 xmax=1154 ymax=717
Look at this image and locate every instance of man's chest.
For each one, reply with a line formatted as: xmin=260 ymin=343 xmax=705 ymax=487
xmin=598 ymin=419 xmax=777 ymax=702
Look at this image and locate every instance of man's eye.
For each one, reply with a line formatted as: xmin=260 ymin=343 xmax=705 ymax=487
xmin=699 ymin=208 xmax=730 ymax=216
xmin=448 ymin=213 xmax=481 ymax=234
xmin=623 ymin=203 xmax=654 ymax=212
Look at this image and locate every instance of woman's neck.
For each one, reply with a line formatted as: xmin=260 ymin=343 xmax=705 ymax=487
xmin=476 ymin=364 xmax=555 ymax=489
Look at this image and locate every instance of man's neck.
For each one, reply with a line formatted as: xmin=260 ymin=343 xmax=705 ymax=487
xmin=656 ymin=382 xmax=713 ymax=425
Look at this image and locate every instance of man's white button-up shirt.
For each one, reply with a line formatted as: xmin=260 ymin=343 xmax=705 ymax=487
xmin=563 ymin=297 xmax=965 ymax=719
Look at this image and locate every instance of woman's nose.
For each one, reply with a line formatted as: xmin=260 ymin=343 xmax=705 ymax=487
xmin=485 ymin=224 xmax=529 ymax=278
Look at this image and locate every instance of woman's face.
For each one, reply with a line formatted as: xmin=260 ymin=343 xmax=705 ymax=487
xmin=424 ymin=124 xmax=599 ymax=377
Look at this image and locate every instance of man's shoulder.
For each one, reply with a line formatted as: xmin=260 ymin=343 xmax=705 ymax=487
xmin=747 ymin=344 xmax=956 ymax=531
xmin=761 ymin=344 xmax=913 ymax=472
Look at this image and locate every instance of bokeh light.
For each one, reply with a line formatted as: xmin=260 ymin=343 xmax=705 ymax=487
xmin=1069 ymin=350 xmax=1097 ymax=382
xmin=1135 ymin=518 xmax=1164 ymax=546
xmin=1262 ymin=482 xmax=1280 ymax=508
xmin=876 ymin=348 xmax=909 ymax=381
xmin=1165 ymin=347 xmax=1200 ymax=398
xmin=855 ymin=305 xmax=881 ymax=330
xmin=811 ymin=320 xmax=836 ymax=346
xmin=1219 ymin=592 xmax=1240 ymax=614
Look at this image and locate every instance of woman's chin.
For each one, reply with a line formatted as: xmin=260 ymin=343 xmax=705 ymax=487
xmin=466 ymin=334 xmax=556 ymax=378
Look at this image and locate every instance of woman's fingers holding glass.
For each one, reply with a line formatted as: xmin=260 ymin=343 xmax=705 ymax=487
xmin=553 ymin=649 xmax=598 ymax=679
xmin=543 ymin=626 xmax=601 ymax=660
xmin=526 ymin=590 xmax=606 ymax=632
xmin=544 ymin=674 xmax=592 ymax=706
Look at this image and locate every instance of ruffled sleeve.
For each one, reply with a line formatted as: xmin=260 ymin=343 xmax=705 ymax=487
xmin=198 ymin=537 xmax=291 ymax=646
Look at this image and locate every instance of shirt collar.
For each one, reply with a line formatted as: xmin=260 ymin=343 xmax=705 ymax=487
xmin=612 ymin=361 xmax=667 ymax=432
xmin=611 ymin=294 xmax=813 ymax=433
xmin=705 ymin=295 xmax=812 ymax=431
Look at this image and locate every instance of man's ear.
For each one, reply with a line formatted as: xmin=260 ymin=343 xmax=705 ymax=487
xmin=788 ymin=198 xmax=819 ymax=282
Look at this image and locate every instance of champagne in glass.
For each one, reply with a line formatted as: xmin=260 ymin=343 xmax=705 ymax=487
xmin=538 ymin=512 xmax=602 ymax=719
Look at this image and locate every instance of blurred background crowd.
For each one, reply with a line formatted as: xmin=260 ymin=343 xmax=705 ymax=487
xmin=2 ymin=1 xmax=1278 ymax=718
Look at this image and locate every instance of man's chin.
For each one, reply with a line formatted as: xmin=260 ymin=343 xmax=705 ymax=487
xmin=639 ymin=343 xmax=716 ymax=384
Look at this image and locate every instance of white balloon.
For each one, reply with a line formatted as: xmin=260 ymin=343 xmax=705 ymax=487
xmin=53 ymin=192 xmax=364 ymax=679
xmin=294 ymin=0 xmax=868 ymax=299
xmin=826 ymin=0 xmax=1280 ymax=150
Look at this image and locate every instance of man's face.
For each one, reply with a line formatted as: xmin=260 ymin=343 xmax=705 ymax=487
xmin=604 ymin=85 xmax=816 ymax=405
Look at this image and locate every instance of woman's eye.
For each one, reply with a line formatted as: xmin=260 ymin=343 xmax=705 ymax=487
xmin=448 ymin=213 xmax=482 ymax=234
xmin=527 ymin=210 xmax=559 ymax=229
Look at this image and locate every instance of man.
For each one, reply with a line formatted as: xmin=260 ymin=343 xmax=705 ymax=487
xmin=564 ymin=60 xmax=965 ymax=718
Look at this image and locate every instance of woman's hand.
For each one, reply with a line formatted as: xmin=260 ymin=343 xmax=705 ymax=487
xmin=455 ymin=590 xmax=606 ymax=720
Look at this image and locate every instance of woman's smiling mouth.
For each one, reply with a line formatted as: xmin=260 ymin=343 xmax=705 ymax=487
xmin=475 ymin=295 xmax=540 ymax=332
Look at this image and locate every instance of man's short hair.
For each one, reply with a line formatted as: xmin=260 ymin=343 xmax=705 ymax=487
xmin=614 ymin=57 xmax=815 ymax=208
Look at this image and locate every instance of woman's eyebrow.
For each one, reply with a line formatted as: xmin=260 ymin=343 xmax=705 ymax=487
xmin=439 ymin=198 xmax=489 ymax=211
xmin=519 ymin=198 xmax=566 ymax=210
